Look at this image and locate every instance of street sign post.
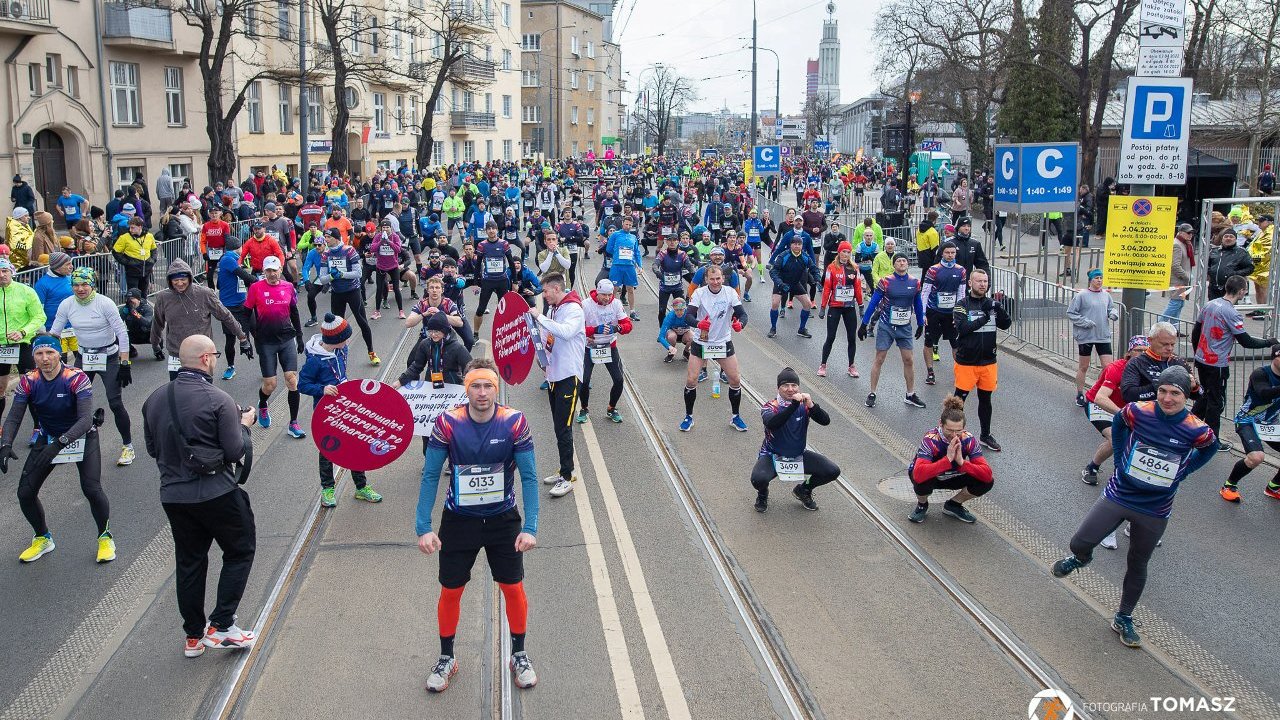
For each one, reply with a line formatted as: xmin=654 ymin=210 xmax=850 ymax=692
xmin=813 ymin=140 xmax=830 ymax=154
xmin=920 ymin=140 xmax=943 ymax=152
xmin=1137 ymin=0 xmax=1186 ymax=77
xmin=1117 ymin=76 xmax=1193 ymax=184
xmin=752 ymin=145 xmax=781 ymax=175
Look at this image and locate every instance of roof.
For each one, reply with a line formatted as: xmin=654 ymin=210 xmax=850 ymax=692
xmin=1100 ymin=96 xmax=1269 ymax=132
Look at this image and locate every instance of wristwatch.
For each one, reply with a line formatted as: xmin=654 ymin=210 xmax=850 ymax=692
xmin=57 ymin=435 xmax=71 ymax=447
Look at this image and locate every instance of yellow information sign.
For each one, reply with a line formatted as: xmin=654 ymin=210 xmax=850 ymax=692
xmin=743 ymin=160 xmax=753 ymax=183
xmin=1103 ymin=196 xmax=1177 ymax=289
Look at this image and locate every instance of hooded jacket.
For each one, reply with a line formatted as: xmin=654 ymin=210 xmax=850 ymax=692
xmin=397 ymin=328 xmax=471 ymax=386
xmin=299 ymin=333 xmax=348 ymax=406
xmin=150 ymin=258 xmax=244 ymax=356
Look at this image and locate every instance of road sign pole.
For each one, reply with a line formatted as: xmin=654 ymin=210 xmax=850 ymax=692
xmin=1122 ymin=184 xmax=1155 ymax=339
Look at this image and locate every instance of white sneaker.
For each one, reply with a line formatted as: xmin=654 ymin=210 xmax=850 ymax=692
xmin=549 ymin=478 xmax=575 ymax=497
xmin=509 ymin=651 xmax=537 ymax=688
xmin=1101 ymin=531 xmax=1118 ymax=550
xmin=426 ymin=655 xmax=458 ymax=693
xmin=1122 ymin=523 xmax=1162 ymax=546
xmin=542 ymin=474 xmax=563 ymax=486
xmin=203 ymin=623 xmax=256 ymax=650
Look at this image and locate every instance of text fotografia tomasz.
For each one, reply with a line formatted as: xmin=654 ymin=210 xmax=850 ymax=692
xmin=1077 ymin=696 xmax=1237 ymax=714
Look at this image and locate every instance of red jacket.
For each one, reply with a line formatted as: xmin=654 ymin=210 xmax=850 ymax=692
xmin=820 ymin=262 xmax=865 ymax=309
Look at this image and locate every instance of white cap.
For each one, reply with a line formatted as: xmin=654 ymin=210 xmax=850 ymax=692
xmin=596 ymin=279 xmax=615 ymax=294
xmin=262 ymin=256 xmax=283 ymax=271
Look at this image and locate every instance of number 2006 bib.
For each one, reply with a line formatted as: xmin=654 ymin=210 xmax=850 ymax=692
xmin=455 ymin=463 xmax=504 ymax=507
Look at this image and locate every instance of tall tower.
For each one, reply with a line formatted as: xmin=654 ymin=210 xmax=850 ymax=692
xmin=817 ymin=2 xmax=841 ymax=105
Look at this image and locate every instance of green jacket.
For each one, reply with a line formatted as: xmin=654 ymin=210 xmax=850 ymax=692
xmin=442 ymin=196 xmax=465 ymax=220
xmin=872 ymin=250 xmax=895 ymax=285
xmin=0 ymin=281 xmax=46 ymax=343
xmin=692 ymin=239 xmax=716 ymax=263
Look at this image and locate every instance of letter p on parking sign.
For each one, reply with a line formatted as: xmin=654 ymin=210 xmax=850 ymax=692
xmin=1119 ymin=76 xmax=1193 ymax=184
xmin=1135 ymin=87 xmax=1183 ymax=139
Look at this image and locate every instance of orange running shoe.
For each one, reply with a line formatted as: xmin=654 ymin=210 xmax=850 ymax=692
xmin=1220 ymin=485 xmax=1242 ymax=503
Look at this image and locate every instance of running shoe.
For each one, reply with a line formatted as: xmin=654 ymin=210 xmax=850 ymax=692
xmin=320 ymin=487 xmax=337 ymax=508
xmin=743 ymin=292 xmax=751 ymax=302
xmin=542 ymin=474 xmax=563 ymax=486
xmin=222 ymin=366 xmax=236 ymax=381
xmin=1100 ymin=531 xmax=1118 ymax=550
xmin=1220 ymin=485 xmax=1242 ymax=503
xmin=679 ymin=415 xmax=695 ymax=432
xmin=304 ymin=317 xmax=319 ymax=328
xmin=96 ymin=533 xmax=116 ymax=563
xmin=664 ymin=352 xmax=675 ymax=364
xmin=754 ymin=492 xmax=768 ymax=513
xmin=369 ymin=351 xmax=381 ymax=366
xmin=778 ymin=308 xmax=786 ymax=319
xmin=576 ymin=409 xmax=590 ymax=423
xmin=1265 ymin=484 xmax=1280 ymax=500
xmin=797 ymin=327 xmax=812 ymax=339
xmin=719 ymin=370 xmax=728 ymax=383
xmin=1075 ymin=391 xmax=1086 ymax=407
xmin=117 ymin=445 xmax=136 ymax=466
xmin=979 ymin=434 xmax=1002 ymax=452
xmin=398 ymin=311 xmax=407 ymax=320
xmin=287 ymin=421 xmax=306 ymax=439
xmin=932 ymin=350 xmax=940 ymax=362
xmin=730 ymin=415 xmax=748 ymax=432
xmin=549 ymin=478 xmax=575 ymax=497
xmin=941 ymin=500 xmax=976 ymax=523
xmin=925 ymin=369 xmax=936 ymax=385
xmin=539 ymin=381 xmax=550 ymax=390
xmin=629 ymin=311 xmax=639 ymax=321
xmin=257 ymin=407 xmax=271 ymax=429
xmin=184 ymin=637 xmax=205 ymax=658
xmin=1218 ymin=439 xmax=1236 ymax=452
xmin=767 ymin=328 xmax=777 ymax=338
xmin=907 ymin=504 xmax=928 ymax=523
xmin=697 ymin=369 xmax=707 ymax=383
xmin=204 ymin=623 xmax=256 ymax=650
xmin=605 ymin=408 xmax=623 ymax=423
xmin=903 ymin=393 xmax=926 ymax=408
xmin=792 ymin=485 xmax=818 ymax=511
xmin=354 ymin=486 xmax=383 ymax=503
xmin=816 ymin=363 xmax=827 ymax=377
xmin=848 ymin=365 xmax=860 ymax=378
xmin=1112 ymin=613 xmax=1141 ymax=647
xmin=509 ymin=651 xmax=537 ymax=689
xmin=371 ymin=310 xmax=382 ymax=320
xmin=1081 ymin=466 xmax=1099 ymax=486
xmin=865 ymin=392 xmax=877 ymax=408
xmin=1051 ymin=555 xmax=1086 ymax=577
xmin=18 ymin=534 xmax=54 ymax=563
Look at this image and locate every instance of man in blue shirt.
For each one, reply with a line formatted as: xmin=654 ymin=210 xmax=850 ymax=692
xmin=55 ymin=187 xmax=87 ymax=226
xmin=605 ymin=215 xmax=641 ymax=321
xmin=859 ymin=253 xmax=927 ymax=410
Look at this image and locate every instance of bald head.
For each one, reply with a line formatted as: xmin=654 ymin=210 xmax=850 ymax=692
xmin=179 ymin=334 xmax=217 ymax=371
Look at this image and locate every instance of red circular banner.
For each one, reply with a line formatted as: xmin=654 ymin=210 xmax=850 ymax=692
xmin=491 ymin=291 xmax=536 ymax=386
xmin=311 ymin=379 xmax=414 ymax=472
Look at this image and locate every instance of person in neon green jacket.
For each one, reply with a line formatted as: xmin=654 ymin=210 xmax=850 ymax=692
xmin=441 ymin=190 xmax=466 ymax=241
xmin=0 ymin=256 xmax=48 ymax=404
xmin=872 ymin=236 xmax=898 ymax=285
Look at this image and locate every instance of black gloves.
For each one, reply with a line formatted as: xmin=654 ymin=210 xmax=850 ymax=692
xmin=117 ymin=363 xmax=132 ymax=389
xmin=915 ymin=324 xmax=924 ymax=339
xmin=0 ymin=444 xmax=15 ymax=474
xmin=240 ymin=339 xmax=255 ymax=360
xmin=857 ymin=326 xmax=868 ymax=341
xmin=297 ymin=338 xmax=306 ymax=354
xmin=32 ymin=439 xmax=64 ymax=468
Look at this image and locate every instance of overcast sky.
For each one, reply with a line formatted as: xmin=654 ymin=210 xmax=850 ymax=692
xmin=613 ymin=0 xmax=886 ymax=116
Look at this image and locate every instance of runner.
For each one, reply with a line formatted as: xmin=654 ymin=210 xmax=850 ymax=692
xmin=1120 ymin=322 xmax=1193 ymax=405
xmin=1067 ymin=269 xmax=1118 ymax=406
xmin=1221 ymin=343 xmax=1280 ymax=502
xmin=199 ymin=205 xmax=230 ymax=289
xmin=652 ymin=233 xmax=696 ymax=322
xmin=369 ymin=217 xmax=405 ymax=320
xmin=316 ymin=228 xmax=381 ymax=366
xmin=416 ymin=358 xmax=540 ymax=693
xmin=394 ymin=311 xmax=471 ymax=392
xmin=244 ymin=257 xmax=306 ymax=438
xmin=680 ymin=264 xmax=749 ymax=433
xmin=906 ymin=395 xmax=994 ymax=524
xmin=1083 ymin=336 xmax=1151 ymax=486
xmin=406 ymin=275 xmax=473 ymax=349
xmin=152 ymin=259 xmax=249 ymax=381
xmin=577 ymin=280 xmax=632 ymax=424
xmin=858 ymin=253 xmax=926 ymax=409
xmin=920 ymin=242 xmax=967 ymax=386
xmin=1191 ymin=274 xmax=1277 ymax=442
xmin=528 ymin=272 xmax=584 ymax=498
xmin=767 ymin=235 xmax=820 ymax=339
xmin=605 ymin=215 xmax=642 ymax=321
xmin=751 ymin=367 xmax=840 ymax=513
xmin=817 ymin=240 xmax=863 ymax=378
xmin=951 ymin=269 xmax=1011 ymax=451
xmin=1053 ymin=365 xmax=1218 ymax=648
xmin=1 ymin=333 xmax=111 ymax=563
xmin=217 ymin=235 xmax=260 ymax=380
xmin=0 ymin=257 xmax=45 ymax=425
xmin=297 ymin=314 xmax=384 ymax=508
xmin=471 ymin=225 xmax=514 ymax=334
xmin=658 ymin=296 xmax=694 ymax=362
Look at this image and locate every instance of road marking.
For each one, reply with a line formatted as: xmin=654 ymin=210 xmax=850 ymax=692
xmin=579 ymin=419 xmax=692 ymax=720
xmin=568 ymin=448 xmax=646 ymax=719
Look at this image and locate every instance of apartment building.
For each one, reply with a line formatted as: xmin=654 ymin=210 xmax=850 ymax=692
xmin=519 ymin=0 xmax=611 ymax=159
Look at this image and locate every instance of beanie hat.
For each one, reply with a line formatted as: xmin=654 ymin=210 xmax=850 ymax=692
xmin=321 ymin=313 xmax=352 ymax=344
xmin=777 ymin=366 xmax=800 ymax=387
xmin=47 ymin=251 xmax=71 ymax=271
xmin=11 ymin=207 xmax=28 ymax=219
xmin=225 ymin=234 xmax=243 ymax=251
xmin=31 ymin=334 xmax=60 ymax=353
xmin=837 ymin=240 xmax=853 ymax=254
xmin=1156 ymin=365 xmax=1192 ymax=396
xmin=426 ymin=311 xmax=451 ymax=334
xmin=1087 ymin=268 xmax=1103 ymax=280
xmin=34 ymin=211 xmax=53 ymax=227
xmin=1127 ymin=335 xmax=1150 ymax=353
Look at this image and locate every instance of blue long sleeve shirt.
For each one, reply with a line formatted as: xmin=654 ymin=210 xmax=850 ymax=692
xmin=657 ymin=310 xmax=691 ymax=349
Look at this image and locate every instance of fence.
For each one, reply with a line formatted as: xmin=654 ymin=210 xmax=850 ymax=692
xmin=990 ymin=266 xmax=1127 ymax=373
xmin=13 ymin=236 xmax=207 ymax=306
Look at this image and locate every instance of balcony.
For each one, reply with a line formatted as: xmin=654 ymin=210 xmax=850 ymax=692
xmin=450 ymin=111 xmax=495 ymax=132
xmin=103 ymin=1 xmax=178 ymax=53
xmin=449 ymin=55 xmax=495 ymax=84
xmin=0 ymin=0 xmax=54 ymax=35
xmin=447 ymin=0 xmax=494 ymax=32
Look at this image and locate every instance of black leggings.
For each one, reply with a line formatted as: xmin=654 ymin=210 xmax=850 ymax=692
xmin=658 ymin=289 xmax=683 ymax=323
xmin=331 ymin=289 xmax=375 ymax=352
xmin=305 ymin=282 xmax=324 ymax=319
xmin=224 ymin=306 xmax=252 ymax=368
xmin=18 ymin=431 xmax=108 ymax=536
xmin=375 ymin=269 xmax=403 ymax=311
xmin=475 ymin=279 xmax=511 ymax=317
xmin=1067 ymin=496 xmax=1168 ymax=615
xmin=580 ymin=346 xmax=623 ymax=411
xmin=953 ymin=387 xmax=994 ymax=437
xmin=821 ymin=306 xmax=858 ymax=365
xmin=79 ymin=353 xmax=132 ymax=445
xmin=749 ymin=450 xmax=840 ymax=492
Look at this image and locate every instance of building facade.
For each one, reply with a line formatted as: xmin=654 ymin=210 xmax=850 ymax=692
xmin=520 ymin=0 xmax=612 ymax=159
xmin=831 ymin=95 xmax=889 ymax=156
xmin=804 ymin=59 xmax=818 ymax=105
xmin=816 ymin=2 xmax=840 ymax=105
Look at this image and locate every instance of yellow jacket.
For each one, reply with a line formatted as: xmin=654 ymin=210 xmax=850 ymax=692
xmin=113 ymin=231 xmax=157 ymax=261
xmin=916 ymin=225 xmax=939 ymax=252
xmin=1249 ymin=229 xmax=1272 ymax=284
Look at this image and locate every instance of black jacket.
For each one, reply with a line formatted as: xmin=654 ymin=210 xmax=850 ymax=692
xmin=142 ymin=369 xmax=252 ymax=504
xmin=1206 ymin=245 xmax=1254 ymax=293
xmin=398 ymin=331 xmax=471 ymax=387
xmin=1120 ymin=352 xmax=1195 ymax=404
xmin=952 ymin=234 xmax=990 ymax=276
xmin=952 ymin=293 xmax=1012 ymax=366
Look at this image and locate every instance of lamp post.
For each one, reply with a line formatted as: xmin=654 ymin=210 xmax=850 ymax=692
xmin=749 ymin=0 xmax=758 ymax=148
xmin=758 ymin=45 xmax=780 ymax=144
xmin=636 ymin=63 xmax=663 ymax=152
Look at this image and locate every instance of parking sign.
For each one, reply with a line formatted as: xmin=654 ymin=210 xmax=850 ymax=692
xmin=753 ymin=145 xmax=781 ymax=175
xmin=1118 ymin=76 xmax=1193 ymax=184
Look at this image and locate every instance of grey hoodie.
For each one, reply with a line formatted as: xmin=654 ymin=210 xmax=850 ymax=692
xmin=1066 ymin=286 xmax=1116 ymax=344
xmin=150 ymin=258 xmax=243 ymax=356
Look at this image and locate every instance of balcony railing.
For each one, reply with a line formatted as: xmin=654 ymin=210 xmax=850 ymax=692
xmin=0 ymin=0 xmax=52 ymax=29
xmin=103 ymin=1 xmax=173 ymax=44
xmin=450 ymin=111 xmax=495 ymax=130
xmin=450 ymin=55 xmax=495 ymax=84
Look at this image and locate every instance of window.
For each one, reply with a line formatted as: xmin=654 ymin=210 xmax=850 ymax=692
xmin=572 ymin=140 xmax=579 ymax=155
xmin=485 ymin=139 xmax=493 ymax=161
xmin=117 ymin=166 xmax=145 ymax=193
xmin=503 ymin=139 xmax=512 ymax=161
xmin=245 ymin=4 xmax=258 ymax=36
xmin=395 ymin=95 xmax=404 ymax=132
xmin=451 ymin=141 xmax=458 ymax=162
xmin=521 ymin=34 xmax=540 ymax=51
xmin=279 ymin=83 xmax=293 ymax=133
xmin=570 ymin=36 xmax=579 ymax=55
xmin=277 ymin=0 xmax=290 ymax=40
xmin=373 ymin=92 xmax=385 ymax=132
xmin=463 ymin=140 xmax=475 ymax=162
xmin=587 ymin=74 xmax=595 ymax=92
xmin=501 ymin=2 xmax=510 ymax=26
xmin=370 ymin=17 xmax=379 ymax=55
xmin=433 ymin=141 xmax=444 ymax=161
xmin=521 ymin=70 xmax=539 ymax=87
xmin=167 ymin=164 xmax=192 ymax=195
xmin=501 ymin=49 xmax=511 ymax=71
xmin=27 ymin=63 xmax=40 ymax=96
xmin=521 ymin=105 xmax=541 ymax=123
xmin=65 ymin=66 xmax=78 ymax=98
xmin=408 ymin=29 xmax=417 ymax=60
xmin=431 ymin=30 xmax=443 ymax=59
xmin=587 ymin=41 xmax=595 ymax=58
xmin=246 ymin=81 xmax=263 ymax=132
xmin=305 ymin=86 xmax=323 ymax=131
xmin=569 ymin=70 xmax=579 ymax=90
xmin=392 ymin=20 xmax=401 ymax=59
xmin=570 ymin=106 xmax=578 ymax=124
xmin=484 ymin=45 xmax=492 ymax=62
xmin=410 ymin=96 xmax=419 ymax=129
xmin=44 ymin=54 xmax=61 ymax=87
xmin=462 ymin=90 xmax=473 ymax=111
xmin=502 ymin=94 xmax=512 ymax=118
xmin=109 ymin=61 xmax=140 ymax=125
xmin=530 ymin=127 xmax=544 ymax=152
xmin=164 ymin=67 xmax=184 ymax=126
xmin=586 ymin=108 xmax=594 ymax=126
xmin=349 ymin=11 xmax=361 ymax=54
xmin=484 ymin=93 xmax=492 ymax=114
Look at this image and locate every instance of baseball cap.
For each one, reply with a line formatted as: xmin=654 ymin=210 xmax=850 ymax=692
xmin=1176 ymin=222 xmax=1194 ymax=233
xmin=262 ymin=256 xmax=283 ymax=271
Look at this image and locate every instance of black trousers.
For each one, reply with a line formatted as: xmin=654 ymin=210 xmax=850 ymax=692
xmin=1192 ymin=362 xmax=1228 ymax=436
xmin=821 ymin=306 xmax=858 ymax=365
xmin=77 ymin=351 xmax=132 ymax=445
xmin=331 ymin=289 xmax=375 ymax=352
xmin=547 ymin=377 xmax=579 ymax=481
xmin=18 ymin=430 xmax=108 ymax=536
xmin=581 ymin=346 xmax=623 ymax=411
xmin=319 ymin=452 xmax=367 ymax=490
xmin=749 ymin=450 xmax=840 ymax=492
xmin=162 ymin=487 xmax=256 ymax=638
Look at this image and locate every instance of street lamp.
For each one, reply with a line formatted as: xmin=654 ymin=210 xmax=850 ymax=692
xmin=635 ymin=63 xmax=663 ymax=151
xmin=757 ymin=45 xmax=780 ymax=144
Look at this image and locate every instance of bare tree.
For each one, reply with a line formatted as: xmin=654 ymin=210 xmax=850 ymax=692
xmin=1221 ymin=0 xmax=1280 ymax=181
xmin=802 ymin=94 xmax=841 ymax=143
xmin=173 ymin=0 xmax=296 ymax=184
xmin=634 ymin=67 xmax=698 ymax=156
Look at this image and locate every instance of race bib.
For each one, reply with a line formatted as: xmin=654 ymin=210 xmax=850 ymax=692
xmin=617 ymin=247 xmax=634 ymax=262
xmin=890 ymin=306 xmax=911 ymax=326
xmin=379 ymin=245 xmax=395 ymax=256
xmin=605 ymin=207 xmax=614 ymax=216
xmin=590 ymin=345 xmax=612 ymax=364
xmin=662 ymin=272 xmax=681 ymax=286
xmin=0 ymin=345 xmax=19 ymax=363
xmin=485 ymin=258 xmax=505 ymax=274
xmin=327 ymin=258 xmax=346 ymax=272
xmin=937 ymin=291 xmax=956 ymax=310
xmin=52 ymin=438 xmax=85 ymax=465
xmin=1256 ymin=423 xmax=1280 ymax=442
xmin=1128 ymin=443 xmax=1182 ymax=488
xmin=569 ymin=245 xmax=580 ymax=256
xmin=167 ymin=355 xmax=182 ymax=371
xmin=207 ymin=248 xmax=223 ymax=260
xmin=661 ymin=226 xmax=673 ymax=236
xmin=60 ymin=327 xmax=76 ymax=340
xmin=455 ymin=463 xmax=503 ymax=507
xmin=236 ymin=278 xmax=247 ymax=294
xmin=82 ymin=352 xmax=108 ymax=372
xmin=701 ymin=342 xmax=727 ymax=359
xmin=1087 ymin=403 xmax=1113 ymax=423
xmin=747 ymin=229 xmax=760 ymax=240
xmin=834 ymin=286 xmax=855 ymax=303
xmin=710 ymin=223 xmax=720 ymax=231
xmin=773 ymin=454 xmax=804 ymax=483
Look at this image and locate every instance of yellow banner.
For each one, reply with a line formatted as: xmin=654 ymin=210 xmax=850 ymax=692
xmin=1103 ymin=196 xmax=1177 ymax=290
xmin=743 ymin=160 xmax=753 ymax=183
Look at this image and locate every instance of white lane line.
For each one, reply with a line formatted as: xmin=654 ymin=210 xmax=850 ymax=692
xmin=579 ymin=419 xmax=692 ymax=720
xmin=568 ymin=448 xmax=646 ymax=719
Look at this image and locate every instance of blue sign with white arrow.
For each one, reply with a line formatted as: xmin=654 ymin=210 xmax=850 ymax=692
xmin=753 ymin=145 xmax=781 ymax=175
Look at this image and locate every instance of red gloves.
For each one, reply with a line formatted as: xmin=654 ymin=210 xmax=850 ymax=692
xmin=732 ymin=319 xmax=743 ymax=332
xmin=697 ymin=317 xmax=711 ymax=332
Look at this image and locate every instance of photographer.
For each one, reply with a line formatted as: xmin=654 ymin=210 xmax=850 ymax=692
xmin=142 ymin=334 xmax=258 ymax=658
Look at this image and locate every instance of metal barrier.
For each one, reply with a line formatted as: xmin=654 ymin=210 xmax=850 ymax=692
xmin=989 ymin=266 xmax=1126 ymax=372
xmin=12 ymin=236 xmax=207 ymax=306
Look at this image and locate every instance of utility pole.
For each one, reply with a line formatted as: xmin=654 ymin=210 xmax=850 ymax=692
xmin=901 ymin=97 xmax=912 ymax=189
xmin=749 ymin=0 xmax=758 ymax=149
xmin=298 ymin=0 xmax=308 ymax=182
